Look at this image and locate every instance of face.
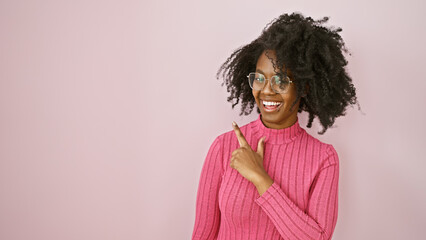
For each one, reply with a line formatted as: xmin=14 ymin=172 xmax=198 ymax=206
xmin=253 ymin=50 xmax=300 ymax=129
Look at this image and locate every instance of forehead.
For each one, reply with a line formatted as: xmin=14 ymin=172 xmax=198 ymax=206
xmin=256 ymin=49 xmax=292 ymax=77
xmin=257 ymin=50 xmax=277 ymax=63
xmin=256 ymin=50 xmax=279 ymax=73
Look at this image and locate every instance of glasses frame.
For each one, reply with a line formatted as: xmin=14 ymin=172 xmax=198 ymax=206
xmin=246 ymin=72 xmax=293 ymax=94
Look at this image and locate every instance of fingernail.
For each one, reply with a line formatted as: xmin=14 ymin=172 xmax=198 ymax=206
xmin=232 ymin=121 xmax=236 ymax=127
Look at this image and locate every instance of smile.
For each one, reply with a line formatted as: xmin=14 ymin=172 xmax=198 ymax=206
xmin=262 ymin=100 xmax=283 ymax=112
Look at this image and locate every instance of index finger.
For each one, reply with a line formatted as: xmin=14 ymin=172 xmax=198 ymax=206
xmin=232 ymin=121 xmax=249 ymax=148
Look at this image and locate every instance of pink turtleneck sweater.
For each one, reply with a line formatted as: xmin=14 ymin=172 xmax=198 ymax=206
xmin=192 ymin=114 xmax=339 ymax=240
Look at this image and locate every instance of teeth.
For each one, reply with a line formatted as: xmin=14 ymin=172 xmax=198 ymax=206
xmin=262 ymin=101 xmax=281 ymax=106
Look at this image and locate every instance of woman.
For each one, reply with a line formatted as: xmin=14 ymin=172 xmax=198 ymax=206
xmin=192 ymin=12 xmax=360 ymax=240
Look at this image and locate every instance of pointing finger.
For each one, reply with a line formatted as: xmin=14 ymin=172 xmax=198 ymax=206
xmin=257 ymin=137 xmax=266 ymax=158
xmin=232 ymin=121 xmax=249 ymax=148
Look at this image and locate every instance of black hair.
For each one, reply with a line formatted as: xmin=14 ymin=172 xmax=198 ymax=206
xmin=216 ymin=12 xmax=362 ymax=134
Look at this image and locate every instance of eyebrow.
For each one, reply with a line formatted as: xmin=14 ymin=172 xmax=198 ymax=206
xmin=255 ymin=69 xmax=282 ymax=76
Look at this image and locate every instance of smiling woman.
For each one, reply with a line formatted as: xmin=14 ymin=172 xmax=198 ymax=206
xmin=252 ymin=50 xmax=301 ymax=130
xmin=217 ymin=12 xmax=361 ymax=135
xmin=192 ymin=12 xmax=362 ymax=240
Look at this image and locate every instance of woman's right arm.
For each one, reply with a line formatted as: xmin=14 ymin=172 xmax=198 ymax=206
xmin=192 ymin=135 xmax=224 ymax=240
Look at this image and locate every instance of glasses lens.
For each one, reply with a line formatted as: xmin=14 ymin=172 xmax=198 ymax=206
xmin=248 ymin=73 xmax=291 ymax=93
xmin=272 ymin=75 xmax=290 ymax=93
xmin=248 ymin=73 xmax=265 ymax=90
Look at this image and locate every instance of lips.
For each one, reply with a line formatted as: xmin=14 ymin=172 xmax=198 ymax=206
xmin=261 ymin=100 xmax=283 ymax=112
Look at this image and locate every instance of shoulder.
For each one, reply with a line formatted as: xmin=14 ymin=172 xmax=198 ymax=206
xmin=302 ymin=130 xmax=339 ymax=168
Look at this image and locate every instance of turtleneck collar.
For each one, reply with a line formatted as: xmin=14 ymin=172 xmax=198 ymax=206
xmin=251 ymin=114 xmax=304 ymax=144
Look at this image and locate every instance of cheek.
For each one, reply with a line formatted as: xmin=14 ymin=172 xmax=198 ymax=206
xmin=280 ymin=93 xmax=290 ymax=102
xmin=282 ymin=86 xmax=298 ymax=102
xmin=280 ymin=93 xmax=298 ymax=107
xmin=252 ymin=89 xmax=259 ymax=102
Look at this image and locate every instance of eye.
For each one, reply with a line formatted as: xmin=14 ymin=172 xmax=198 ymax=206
xmin=255 ymin=73 xmax=265 ymax=82
xmin=272 ymin=76 xmax=282 ymax=84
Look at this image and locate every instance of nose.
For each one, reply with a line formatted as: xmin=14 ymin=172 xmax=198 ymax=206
xmin=262 ymin=79 xmax=276 ymax=95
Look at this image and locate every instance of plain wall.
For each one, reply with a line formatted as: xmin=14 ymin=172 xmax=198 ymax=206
xmin=1 ymin=0 xmax=425 ymax=239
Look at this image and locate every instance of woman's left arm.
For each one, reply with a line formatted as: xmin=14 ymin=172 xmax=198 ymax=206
xmin=254 ymin=145 xmax=339 ymax=240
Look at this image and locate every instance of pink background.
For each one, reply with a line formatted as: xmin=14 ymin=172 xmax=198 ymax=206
xmin=1 ymin=0 xmax=425 ymax=239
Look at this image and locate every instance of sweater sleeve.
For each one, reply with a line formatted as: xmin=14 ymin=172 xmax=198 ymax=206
xmin=192 ymin=136 xmax=224 ymax=240
xmin=254 ymin=144 xmax=339 ymax=240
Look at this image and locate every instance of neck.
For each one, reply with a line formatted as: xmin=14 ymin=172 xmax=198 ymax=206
xmin=260 ymin=114 xmax=298 ymax=130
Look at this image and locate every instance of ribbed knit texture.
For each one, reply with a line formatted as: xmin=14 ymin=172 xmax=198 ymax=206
xmin=192 ymin=114 xmax=339 ymax=240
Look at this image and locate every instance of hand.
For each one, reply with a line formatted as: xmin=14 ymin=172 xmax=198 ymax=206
xmin=230 ymin=121 xmax=269 ymax=184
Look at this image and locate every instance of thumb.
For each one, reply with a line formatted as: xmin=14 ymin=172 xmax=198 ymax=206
xmin=257 ymin=136 xmax=266 ymax=158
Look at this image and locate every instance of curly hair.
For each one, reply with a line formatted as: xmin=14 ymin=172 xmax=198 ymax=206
xmin=216 ymin=12 xmax=362 ymax=135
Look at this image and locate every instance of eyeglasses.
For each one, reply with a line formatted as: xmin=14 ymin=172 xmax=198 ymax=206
xmin=247 ymin=72 xmax=293 ymax=94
